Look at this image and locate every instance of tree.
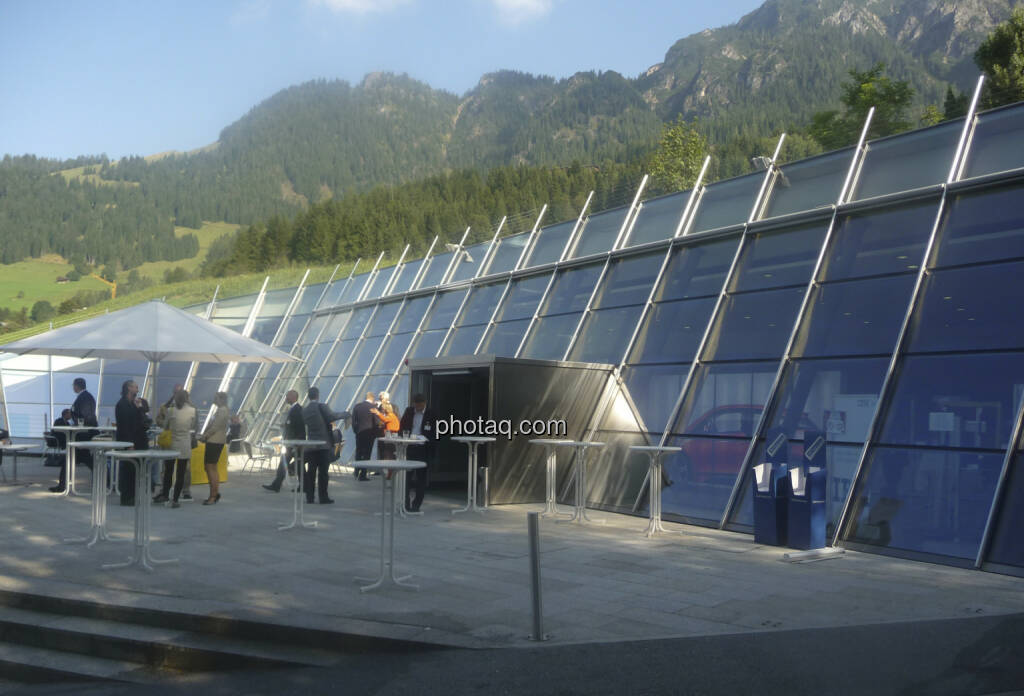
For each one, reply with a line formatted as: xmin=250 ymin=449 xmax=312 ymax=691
xmin=975 ymin=7 xmax=1024 ymax=109
xmin=30 ymin=300 xmax=55 ymax=323
xmin=920 ymin=105 xmax=944 ymax=127
xmin=808 ymin=63 xmax=914 ymax=149
xmin=648 ymin=117 xmax=707 ymax=193
xmin=943 ymin=86 xmax=969 ymax=120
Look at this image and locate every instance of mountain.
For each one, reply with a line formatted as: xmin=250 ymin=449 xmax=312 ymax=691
xmin=0 ymin=0 xmax=1018 ymax=275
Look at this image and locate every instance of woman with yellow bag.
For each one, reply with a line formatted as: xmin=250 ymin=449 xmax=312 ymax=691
xmin=154 ymin=389 xmax=196 ymax=508
xmin=200 ymin=392 xmax=230 ymax=505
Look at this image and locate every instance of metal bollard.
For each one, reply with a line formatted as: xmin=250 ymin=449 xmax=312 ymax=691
xmin=527 ymin=511 xmax=548 ymax=641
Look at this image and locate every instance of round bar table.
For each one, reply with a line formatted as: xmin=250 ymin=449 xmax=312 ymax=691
xmin=0 ymin=444 xmax=36 ymax=483
xmin=102 ymin=450 xmax=181 ymax=572
xmin=560 ymin=440 xmax=605 ymax=524
xmin=527 ymin=439 xmax=577 ymax=518
xmin=451 ymin=436 xmax=496 ymax=515
xmin=64 ymin=440 xmax=132 ymax=547
xmin=278 ymin=439 xmax=326 ymax=531
xmin=51 ymin=425 xmax=102 ymax=497
xmin=375 ymin=435 xmax=428 ymax=518
xmin=629 ymin=445 xmax=682 ymax=538
xmin=354 ymin=460 xmax=426 ymax=593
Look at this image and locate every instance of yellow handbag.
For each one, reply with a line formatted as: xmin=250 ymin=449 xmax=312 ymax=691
xmin=156 ymin=429 xmax=172 ymax=449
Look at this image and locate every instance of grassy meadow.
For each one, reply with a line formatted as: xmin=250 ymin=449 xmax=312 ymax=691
xmin=0 ymin=256 xmax=114 ymax=312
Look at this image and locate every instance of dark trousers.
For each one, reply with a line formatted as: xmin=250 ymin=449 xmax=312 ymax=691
xmin=160 ymin=458 xmax=189 ymax=501
xmin=119 ymin=460 xmax=136 ymax=505
xmin=354 ymin=429 xmax=375 ymax=478
xmin=406 ymin=444 xmax=430 ymax=511
xmin=57 ymin=457 xmax=93 ymax=489
xmin=304 ymin=448 xmax=330 ymax=502
xmin=268 ymin=447 xmax=296 ymax=490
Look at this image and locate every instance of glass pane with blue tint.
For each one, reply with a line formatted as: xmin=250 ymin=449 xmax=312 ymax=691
xmin=392 ymin=295 xmax=432 ymax=334
xmin=194 ymin=362 xmax=227 ymax=379
xmin=417 ymin=252 xmax=455 ymax=289
xmin=212 ymin=294 xmax=256 ymax=319
xmin=338 ymin=273 xmax=371 ymax=304
xmin=766 ymin=358 xmax=888 ymax=443
xmin=211 ymin=316 xmax=246 ymax=333
xmin=296 ymin=283 xmax=326 ymax=313
xmin=962 ymin=104 xmax=1024 ymax=179
xmin=329 ymin=377 xmax=362 ymax=412
xmin=442 ymin=324 xmax=488 ymax=357
xmin=449 ymin=240 xmax=495 ymax=282
xmin=2 ymin=372 xmax=49 ymax=402
xmin=539 ymin=264 xmax=602 ymax=315
xmin=845 ymin=446 xmax=1002 ymax=560
xmin=456 ymin=283 xmax=505 ymax=326
xmin=278 ymin=314 xmax=312 ymax=350
xmin=662 ymin=434 xmax=746 ymax=523
xmin=730 ymin=222 xmax=825 ymax=292
xmin=793 ymin=275 xmax=915 ymax=357
xmin=370 ymin=333 xmax=415 ymax=376
xmin=629 ymin=297 xmax=716 ymax=365
xmin=520 ymin=313 xmax=583 ymax=361
xmin=527 ymin=220 xmax=575 ymax=267
xmin=409 ymin=329 xmax=446 ymax=359
xmin=304 ymin=343 xmax=334 ymax=376
xmin=425 ymin=290 xmax=468 ymax=330
xmin=3 ymin=403 xmax=49 ymax=438
xmin=320 ymin=339 xmax=358 ymax=378
xmin=365 ymin=301 xmax=402 ymax=337
xmin=762 ymin=148 xmax=853 ymax=219
xmin=189 ymin=378 xmax=222 ymax=414
xmin=657 ymin=237 xmax=740 ymax=301
xmin=389 ymin=258 xmax=424 ymax=295
xmin=569 ymin=306 xmax=639 ymax=365
xmin=933 ymin=182 xmax=1024 ymax=267
xmin=820 ymin=200 xmax=937 ymax=282
xmin=909 ymin=262 xmax=1024 ymax=353
xmin=851 ymin=120 xmax=962 ymax=201
xmin=486 ymin=233 xmax=530 ymax=275
xmin=364 ymin=268 xmax=393 ymax=300
xmin=318 ymin=311 xmax=349 ymax=342
xmin=586 ymin=430 xmax=653 ymax=512
xmin=257 ymin=288 xmax=297 ymax=318
xmin=250 ymin=316 xmax=283 ymax=345
xmin=879 ymin=352 xmax=1024 ymax=450
xmin=480 ymin=319 xmax=532 ymax=357
xmin=702 ymin=287 xmax=805 ymax=361
xmin=572 ymin=206 xmax=630 ymax=259
xmin=390 ymin=372 xmax=411 ymax=408
xmin=347 ymin=336 xmax=385 ymax=375
xmin=627 ymin=191 xmax=690 ymax=247
xmin=493 ymin=273 xmax=550 ymax=322
xmin=986 ymin=449 xmax=1024 ymax=568
xmin=688 ymin=172 xmax=764 ymax=234
xmin=342 ymin=307 xmax=374 ymax=340
xmin=672 ymin=362 xmax=778 ymax=436
xmin=591 ymin=252 xmax=662 ymax=309
xmin=362 ymin=374 xmax=392 ymax=401
xmin=622 ymin=364 xmax=689 ymax=432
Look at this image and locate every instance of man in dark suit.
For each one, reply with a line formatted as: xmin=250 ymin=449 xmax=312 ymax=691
xmin=263 ymin=389 xmax=305 ymax=492
xmin=51 ymin=378 xmax=98 ymax=492
xmin=399 ymin=393 xmax=436 ymax=512
xmin=351 ymin=391 xmax=378 ymax=482
xmin=115 ymin=379 xmax=150 ymax=506
xmin=52 ymin=409 xmax=74 ymax=449
xmin=301 ymin=387 xmax=348 ymax=504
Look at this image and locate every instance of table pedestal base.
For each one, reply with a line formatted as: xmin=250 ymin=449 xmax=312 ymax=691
xmin=66 ymin=459 xmax=119 ymax=548
xmin=539 ymin=450 xmax=570 ymax=518
xmin=103 ymin=459 xmax=178 ymax=572
xmin=643 ymin=458 xmax=672 ymax=538
xmin=452 ymin=443 xmax=487 ymax=515
xmin=357 ymin=469 xmax=418 ymax=593
xmin=562 ymin=453 xmax=603 ymax=526
xmin=279 ymin=445 xmax=317 ymax=531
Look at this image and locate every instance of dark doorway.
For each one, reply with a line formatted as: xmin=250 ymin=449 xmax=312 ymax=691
xmin=416 ymin=367 xmax=490 ymax=482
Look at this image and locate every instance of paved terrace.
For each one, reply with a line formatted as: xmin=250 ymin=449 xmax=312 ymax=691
xmin=1 ymin=454 xmax=1022 ymax=649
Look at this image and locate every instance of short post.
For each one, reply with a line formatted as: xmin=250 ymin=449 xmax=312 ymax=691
xmin=527 ymin=512 xmax=548 ymax=641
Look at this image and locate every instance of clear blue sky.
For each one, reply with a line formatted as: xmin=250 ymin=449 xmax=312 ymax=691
xmin=1 ymin=0 xmax=764 ymax=160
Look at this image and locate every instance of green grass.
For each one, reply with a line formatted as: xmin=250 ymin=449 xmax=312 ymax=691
xmin=132 ymin=221 xmax=240 ymax=281
xmin=0 ymin=256 xmax=113 ymax=312
xmin=56 ymin=166 xmax=138 ymax=188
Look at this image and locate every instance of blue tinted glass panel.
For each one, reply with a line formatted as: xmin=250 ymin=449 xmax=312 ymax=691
xmin=305 ymin=343 xmax=334 ymax=375
xmin=845 ymin=447 xmax=1001 ymax=560
xmin=370 ymin=333 xmax=415 ymax=375
xmin=762 ymin=149 xmax=853 ymax=219
xmin=539 ymin=264 xmax=602 ymax=315
xmin=702 ymin=287 xmax=805 ymax=361
xmin=572 ymin=207 xmax=630 ymax=258
xmin=257 ymin=288 xmax=296 ymax=317
xmin=794 ymin=275 xmax=915 ymax=357
xmin=879 ymin=352 xmax=1024 ymax=450
xmin=629 ymin=297 xmax=716 ymax=365
xmin=821 ymin=201 xmax=937 ymax=282
xmin=365 ymin=301 xmax=401 ymax=337
xmin=663 ymin=434 xmax=745 ymax=522
xmin=851 ymin=121 xmax=962 ymax=201
xmin=673 ymin=362 xmax=777 ymax=435
xmin=342 ymin=307 xmax=373 ymax=340
xmin=2 ymin=372 xmax=49 ymax=402
xmin=688 ymin=173 xmax=763 ymax=234
xmin=962 ymin=104 xmax=1024 ymax=179
xmin=347 ymin=336 xmax=384 ymax=375
xmin=275 ymin=313 xmax=309 ymax=350
xmin=250 ymin=316 xmax=283 ymax=344
xmin=409 ymin=330 xmax=446 ymax=359
xmin=767 ymin=358 xmax=887 ymax=443
xmin=627 ymin=192 xmax=689 ymax=247
xmin=486 ymin=233 xmax=530 ymax=274
xmin=520 ymin=313 xmax=582 ymax=361
xmin=317 ymin=312 xmax=347 ymax=342
xmin=569 ymin=306 xmax=638 ymax=364
xmin=389 ymin=258 xmax=424 ymax=295
xmin=591 ymin=253 xmax=662 ymax=309
xmin=986 ymin=451 xmax=1024 ymax=568
xmin=909 ymin=262 xmax=1024 ymax=353
xmin=493 ymin=274 xmax=549 ymax=322
xmin=339 ymin=273 xmax=371 ymax=304
xmin=418 ymin=252 xmax=454 ymax=288
xmin=456 ymin=283 xmax=505 ymax=326
xmin=442 ymin=324 xmax=488 ymax=357
xmin=426 ymin=290 xmax=468 ymax=330
xmin=449 ymin=240 xmax=493 ymax=282
xmin=527 ymin=220 xmax=575 ymax=267
xmin=622 ymin=364 xmax=689 ymax=431
xmin=731 ymin=223 xmax=825 ymax=292
xmin=657 ymin=237 xmax=739 ymax=300
xmin=321 ymin=339 xmax=357 ymax=377
xmin=393 ymin=296 xmax=431 ymax=334
xmin=364 ymin=268 xmax=393 ymax=299
xmin=329 ymin=377 xmax=362 ymax=412
xmin=391 ymin=373 xmax=411 ymax=408
xmin=480 ymin=319 xmax=531 ymax=357
xmin=297 ymin=283 xmax=326 ymax=313
xmin=934 ymin=183 xmax=1024 ymax=267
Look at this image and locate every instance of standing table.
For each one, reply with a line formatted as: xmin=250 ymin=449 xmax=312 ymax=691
xmin=451 ymin=436 xmax=495 ymax=515
xmin=51 ymin=425 xmax=115 ymax=496
xmin=278 ymin=439 xmax=325 ymax=531
xmin=629 ymin=445 xmax=682 ymax=538
xmin=355 ymin=460 xmax=426 ymax=593
xmin=375 ymin=435 xmax=427 ymax=518
xmin=103 ymin=450 xmax=181 ymax=572
xmin=0 ymin=443 xmax=37 ymax=483
xmin=559 ymin=440 xmax=605 ymax=524
xmin=64 ymin=440 xmax=132 ymax=547
xmin=528 ymin=439 xmax=577 ymax=518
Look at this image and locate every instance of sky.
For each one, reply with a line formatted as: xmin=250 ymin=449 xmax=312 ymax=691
xmin=0 ymin=0 xmax=765 ymax=160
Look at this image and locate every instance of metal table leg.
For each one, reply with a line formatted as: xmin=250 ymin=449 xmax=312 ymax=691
xmin=65 ymin=453 xmax=117 ymax=547
xmin=452 ymin=443 xmax=483 ymax=515
xmin=566 ymin=445 xmax=600 ymax=524
xmin=643 ymin=453 xmax=671 ymax=537
xmin=357 ymin=470 xmax=418 ymax=592
xmin=104 ymin=459 xmax=178 ymax=572
xmin=279 ymin=446 xmax=316 ymax=531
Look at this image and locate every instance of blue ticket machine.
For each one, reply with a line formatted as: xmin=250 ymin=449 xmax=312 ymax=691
xmin=787 ymin=430 xmax=827 ymax=550
xmin=752 ymin=427 xmax=790 ymax=546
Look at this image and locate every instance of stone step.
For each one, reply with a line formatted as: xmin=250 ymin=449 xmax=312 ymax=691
xmin=0 ymin=640 xmax=145 ymax=684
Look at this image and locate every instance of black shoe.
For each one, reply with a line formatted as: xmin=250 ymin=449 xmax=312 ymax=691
xmin=153 ymin=494 xmax=169 ymax=503
xmin=48 ymin=485 xmax=65 ymax=493
xmin=262 ymin=484 xmax=280 ymax=493
xmin=320 ymin=498 xmax=335 ymax=504
xmin=357 ymin=475 xmax=369 ymax=481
